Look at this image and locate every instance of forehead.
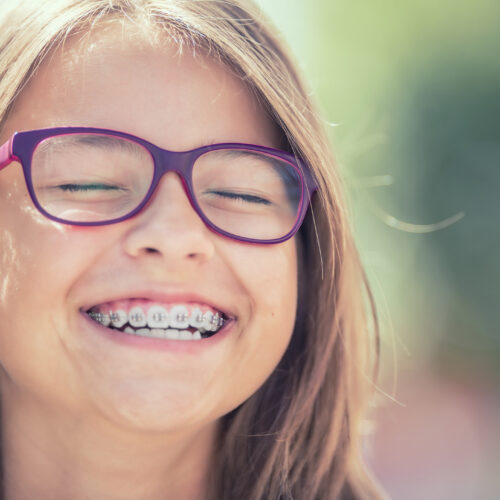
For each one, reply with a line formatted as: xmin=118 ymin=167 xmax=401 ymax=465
xmin=5 ymin=21 xmax=280 ymax=150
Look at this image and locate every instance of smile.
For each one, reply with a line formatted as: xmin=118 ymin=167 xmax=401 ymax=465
xmin=85 ymin=301 xmax=229 ymax=340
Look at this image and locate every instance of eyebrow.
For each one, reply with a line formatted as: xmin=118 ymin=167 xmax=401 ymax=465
xmin=210 ymin=148 xmax=301 ymax=189
xmin=64 ymin=134 xmax=144 ymax=153
xmin=37 ymin=134 xmax=145 ymax=158
xmin=210 ymin=148 xmax=295 ymax=165
xmin=214 ymin=149 xmax=267 ymax=159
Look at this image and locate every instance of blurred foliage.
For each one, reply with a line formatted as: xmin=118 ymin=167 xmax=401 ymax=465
xmin=262 ymin=0 xmax=500 ymax=381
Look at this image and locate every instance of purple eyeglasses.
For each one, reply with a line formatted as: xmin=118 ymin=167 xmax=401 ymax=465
xmin=0 ymin=127 xmax=317 ymax=244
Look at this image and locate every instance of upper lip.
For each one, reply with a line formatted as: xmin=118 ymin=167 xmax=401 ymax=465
xmin=79 ymin=289 xmax=236 ymax=319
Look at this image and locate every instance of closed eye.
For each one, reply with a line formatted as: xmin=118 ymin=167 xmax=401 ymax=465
xmin=55 ymin=183 xmax=123 ymax=192
xmin=204 ymin=189 xmax=272 ymax=205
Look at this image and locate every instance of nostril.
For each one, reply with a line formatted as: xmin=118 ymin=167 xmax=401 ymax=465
xmin=145 ymin=247 xmax=159 ymax=254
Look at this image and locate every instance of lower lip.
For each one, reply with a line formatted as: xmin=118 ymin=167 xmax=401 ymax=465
xmin=79 ymin=310 xmax=235 ymax=354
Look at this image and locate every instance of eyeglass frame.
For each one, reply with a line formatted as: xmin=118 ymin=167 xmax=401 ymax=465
xmin=0 ymin=126 xmax=318 ymax=244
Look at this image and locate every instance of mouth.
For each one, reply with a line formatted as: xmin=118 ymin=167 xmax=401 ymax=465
xmin=82 ymin=299 xmax=232 ymax=340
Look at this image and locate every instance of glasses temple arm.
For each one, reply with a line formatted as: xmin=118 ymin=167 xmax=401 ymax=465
xmin=0 ymin=137 xmax=14 ymax=170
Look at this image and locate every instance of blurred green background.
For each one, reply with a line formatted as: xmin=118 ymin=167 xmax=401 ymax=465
xmin=261 ymin=1 xmax=499 ymax=498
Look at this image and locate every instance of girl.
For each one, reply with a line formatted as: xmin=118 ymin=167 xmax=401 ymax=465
xmin=0 ymin=1 xmax=385 ymax=498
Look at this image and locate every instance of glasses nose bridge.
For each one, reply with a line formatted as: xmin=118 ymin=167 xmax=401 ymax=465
xmin=155 ymin=147 xmax=194 ymax=184
xmin=152 ymin=148 xmax=200 ymax=206
xmin=150 ymin=147 xmax=202 ymax=215
xmin=150 ymin=146 xmax=210 ymax=232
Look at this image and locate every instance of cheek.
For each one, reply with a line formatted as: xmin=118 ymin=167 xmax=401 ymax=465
xmin=232 ymin=240 xmax=297 ymax=329
xmin=0 ymin=177 xmax=44 ymax=308
xmin=255 ymin=245 xmax=298 ymax=369
xmin=0 ymin=208 xmax=75 ymax=309
xmin=0 ymin=169 xmax=110 ymax=296
xmin=0 ymin=184 xmax=103 ymax=391
xmin=216 ymin=239 xmax=298 ymax=412
xmin=255 ymin=241 xmax=297 ymax=321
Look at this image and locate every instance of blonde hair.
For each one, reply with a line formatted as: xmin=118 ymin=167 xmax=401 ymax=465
xmin=0 ymin=1 xmax=385 ymax=498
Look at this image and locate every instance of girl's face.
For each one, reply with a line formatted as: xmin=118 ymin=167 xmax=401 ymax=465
xmin=0 ymin=26 xmax=298 ymax=432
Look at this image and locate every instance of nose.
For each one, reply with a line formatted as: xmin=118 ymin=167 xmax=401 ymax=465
xmin=122 ymin=172 xmax=215 ymax=266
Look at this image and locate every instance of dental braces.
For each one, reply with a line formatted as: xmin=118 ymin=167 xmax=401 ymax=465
xmin=89 ymin=310 xmax=224 ymax=327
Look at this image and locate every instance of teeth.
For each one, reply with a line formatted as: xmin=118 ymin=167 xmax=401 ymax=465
xmin=201 ymin=311 xmax=214 ymax=332
xmin=118 ymin=326 xmax=200 ymax=341
xmin=128 ymin=306 xmax=147 ymax=327
xmin=128 ymin=328 xmax=196 ymax=341
xmin=135 ymin=328 xmax=164 ymax=339
xmin=145 ymin=328 xmax=165 ymax=339
xmin=189 ymin=308 xmax=205 ymax=329
xmin=110 ymin=310 xmax=128 ymax=328
xmin=102 ymin=313 xmax=111 ymax=327
xmin=179 ymin=330 xmax=193 ymax=340
xmin=210 ymin=312 xmax=221 ymax=332
xmin=169 ymin=305 xmax=189 ymax=329
xmin=89 ymin=312 xmax=111 ymax=327
xmin=150 ymin=329 xmax=166 ymax=338
xmin=147 ymin=305 xmax=169 ymax=328
xmin=165 ymin=329 xmax=180 ymax=340
xmin=89 ymin=304 xmax=226 ymax=338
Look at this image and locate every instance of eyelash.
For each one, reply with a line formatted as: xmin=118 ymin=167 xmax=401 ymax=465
xmin=206 ymin=190 xmax=271 ymax=205
xmin=57 ymin=183 xmax=121 ymax=192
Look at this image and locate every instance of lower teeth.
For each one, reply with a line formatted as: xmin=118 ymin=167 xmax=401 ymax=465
xmin=124 ymin=327 xmax=204 ymax=340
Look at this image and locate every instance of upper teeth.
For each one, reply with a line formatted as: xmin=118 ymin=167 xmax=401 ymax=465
xmin=129 ymin=306 xmax=147 ymax=327
xmin=89 ymin=305 xmax=224 ymax=332
xmin=110 ymin=310 xmax=128 ymax=328
xmin=169 ymin=305 xmax=190 ymax=329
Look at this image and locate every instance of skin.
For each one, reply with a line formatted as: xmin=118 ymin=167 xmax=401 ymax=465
xmin=0 ymin=23 xmax=298 ymax=500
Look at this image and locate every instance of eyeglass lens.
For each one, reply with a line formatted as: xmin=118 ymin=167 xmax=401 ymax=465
xmin=31 ymin=133 xmax=303 ymax=240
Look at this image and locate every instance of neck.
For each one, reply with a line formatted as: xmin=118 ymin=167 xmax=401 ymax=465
xmin=0 ymin=383 xmax=218 ymax=500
